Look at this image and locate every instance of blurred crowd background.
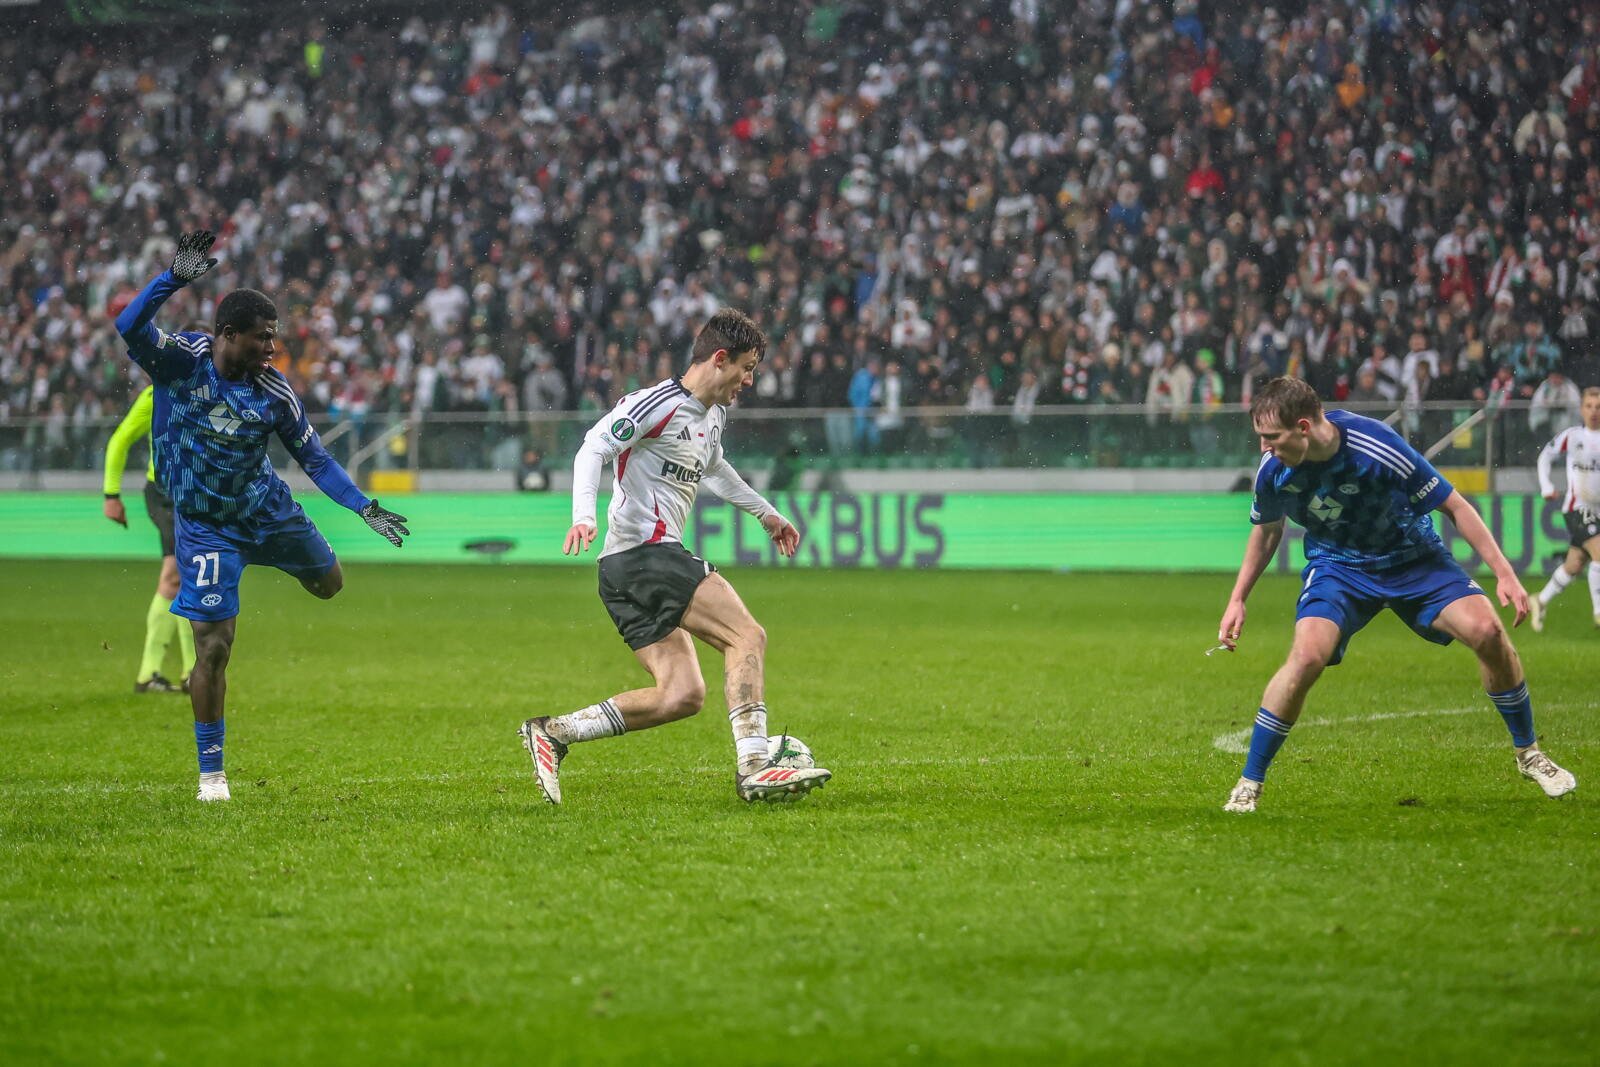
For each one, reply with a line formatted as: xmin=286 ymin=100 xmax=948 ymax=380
xmin=2 ymin=0 xmax=1597 ymax=470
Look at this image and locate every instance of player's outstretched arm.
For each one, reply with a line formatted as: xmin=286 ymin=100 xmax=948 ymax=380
xmin=567 ymin=442 xmax=606 ymax=555
xmin=267 ymin=369 xmax=407 ymax=546
xmin=1219 ymin=520 xmax=1283 ymax=650
xmin=703 ymin=455 xmax=797 ymax=556
xmin=567 ymin=405 xmax=631 ymax=553
xmin=1438 ymin=491 xmax=1530 ymax=625
xmin=115 ymin=231 xmax=217 ymax=382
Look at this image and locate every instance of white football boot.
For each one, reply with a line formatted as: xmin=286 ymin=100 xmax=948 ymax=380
xmin=518 ymin=717 xmax=568 ymax=805
xmin=196 ymin=771 xmax=231 ymax=802
xmin=1527 ymin=598 xmax=1546 ymax=633
xmin=736 ymin=762 xmax=831 ymax=803
xmin=1517 ymin=747 xmax=1577 ymax=798
xmin=1223 ymin=777 xmax=1263 ymax=813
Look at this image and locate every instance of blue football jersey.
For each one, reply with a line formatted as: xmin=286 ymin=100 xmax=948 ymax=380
xmin=116 ymin=271 xmax=368 ymax=525
xmin=1251 ymin=409 xmax=1454 ymax=570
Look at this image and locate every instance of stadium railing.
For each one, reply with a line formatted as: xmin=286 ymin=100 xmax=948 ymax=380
xmin=0 ymin=401 xmax=1561 ymax=483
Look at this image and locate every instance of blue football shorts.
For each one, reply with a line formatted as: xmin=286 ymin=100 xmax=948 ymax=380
xmin=1295 ymin=552 xmax=1487 ymax=665
xmin=173 ymin=507 xmax=338 ymax=622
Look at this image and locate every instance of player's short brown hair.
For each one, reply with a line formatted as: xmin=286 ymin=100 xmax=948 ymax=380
xmin=691 ymin=308 xmax=767 ymax=363
xmin=1583 ymin=386 xmax=1600 ymax=400
xmin=1250 ymin=376 xmax=1323 ymax=429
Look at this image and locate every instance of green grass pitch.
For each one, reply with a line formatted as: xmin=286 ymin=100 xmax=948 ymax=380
xmin=1 ymin=560 xmax=1596 ymax=1065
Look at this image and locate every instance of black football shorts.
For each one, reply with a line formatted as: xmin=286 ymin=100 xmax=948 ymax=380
xmin=1564 ymin=507 xmax=1600 ymax=549
xmin=597 ymin=541 xmax=717 ymax=650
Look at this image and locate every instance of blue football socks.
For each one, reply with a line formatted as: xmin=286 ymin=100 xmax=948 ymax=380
xmin=194 ymin=718 xmax=225 ymax=774
xmin=1488 ymin=682 xmax=1535 ymax=748
xmin=1242 ymin=708 xmax=1293 ymax=783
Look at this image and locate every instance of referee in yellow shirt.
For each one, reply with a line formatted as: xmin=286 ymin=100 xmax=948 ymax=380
xmin=103 ymin=385 xmax=195 ymax=692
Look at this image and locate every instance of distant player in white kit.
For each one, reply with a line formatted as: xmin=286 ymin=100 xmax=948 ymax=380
xmin=1529 ymin=386 xmax=1600 ymax=632
xmin=519 ymin=309 xmax=832 ymax=805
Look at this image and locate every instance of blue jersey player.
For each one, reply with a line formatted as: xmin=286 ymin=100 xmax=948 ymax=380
xmin=1216 ymin=377 xmax=1576 ymax=812
xmin=115 ymin=231 xmax=411 ymax=802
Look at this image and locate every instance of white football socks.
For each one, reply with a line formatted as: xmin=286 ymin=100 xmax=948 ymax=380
xmin=546 ymin=700 xmax=627 ymax=745
xmin=1538 ymin=566 xmax=1573 ymax=606
xmin=729 ymin=701 xmax=769 ymax=774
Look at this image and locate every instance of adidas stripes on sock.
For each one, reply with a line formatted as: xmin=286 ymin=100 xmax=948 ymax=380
xmin=546 ymin=700 xmax=627 ymax=745
xmin=194 ymin=718 xmax=225 ymax=774
xmin=1488 ymin=682 xmax=1536 ymax=749
xmin=1242 ymin=708 xmax=1292 ymax=784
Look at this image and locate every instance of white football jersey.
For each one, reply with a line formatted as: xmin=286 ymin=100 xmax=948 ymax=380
xmin=1538 ymin=425 xmax=1600 ymax=512
xmin=572 ymin=378 xmax=775 ymax=558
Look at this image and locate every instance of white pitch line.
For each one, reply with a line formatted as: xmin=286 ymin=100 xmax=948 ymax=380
xmin=1214 ymin=707 xmax=1497 ymax=754
xmin=2 ymin=752 xmax=1059 ymax=799
xmin=7 ymin=705 xmax=1586 ymax=798
xmin=1210 ymin=698 xmax=1593 ymax=755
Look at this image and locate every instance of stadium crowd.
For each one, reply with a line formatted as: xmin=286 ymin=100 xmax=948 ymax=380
xmin=2 ymin=0 xmax=1599 ymax=466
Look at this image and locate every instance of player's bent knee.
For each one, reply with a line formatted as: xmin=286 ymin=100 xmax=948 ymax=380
xmin=743 ymin=621 xmax=767 ymax=653
xmin=303 ymin=568 xmax=343 ymax=599
xmin=661 ymin=677 xmax=707 ymax=721
xmin=660 ymin=694 xmax=702 ymax=722
xmin=1465 ymin=619 xmax=1511 ymax=654
xmin=195 ymin=633 xmax=233 ymax=671
xmin=1286 ymin=647 xmax=1331 ymax=678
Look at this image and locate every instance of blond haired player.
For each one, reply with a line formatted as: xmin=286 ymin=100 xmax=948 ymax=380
xmin=1216 ymin=378 xmax=1574 ymax=812
xmin=519 ymin=309 xmax=832 ymax=805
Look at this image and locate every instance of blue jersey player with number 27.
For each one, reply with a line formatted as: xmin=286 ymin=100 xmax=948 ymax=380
xmin=1215 ymin=377 xmax=1576 ymax=813
xmin=115 ymin=231 xmax=412 ymax=802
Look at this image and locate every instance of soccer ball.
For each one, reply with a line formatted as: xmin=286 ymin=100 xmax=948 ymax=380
xmin=766 ymin=734 xmax=814 ymax=769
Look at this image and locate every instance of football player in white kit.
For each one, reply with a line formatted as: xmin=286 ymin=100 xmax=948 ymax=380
xmin=1530 ymin=386 xmax=1600 ymax=632
xmin=519 ymin=309 xmax=832 ymax=804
